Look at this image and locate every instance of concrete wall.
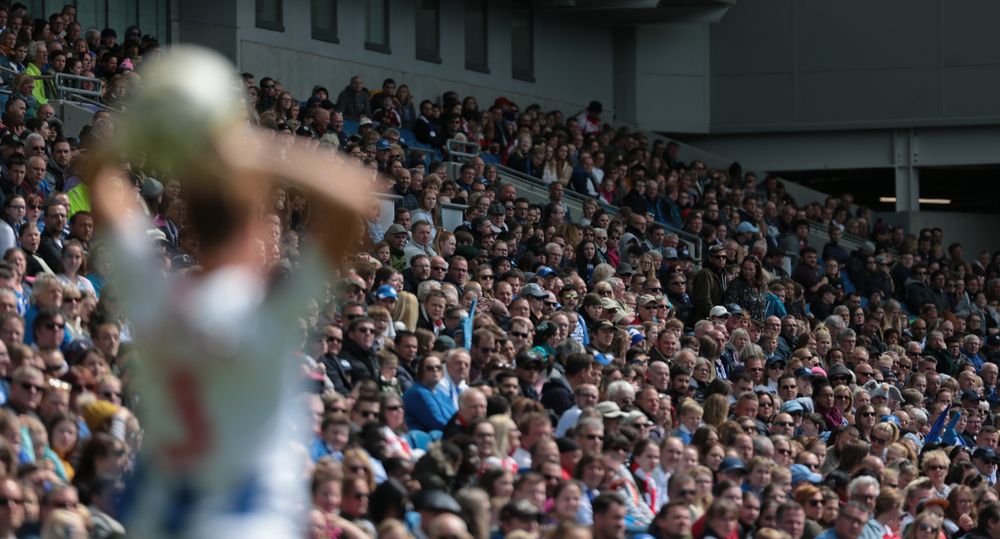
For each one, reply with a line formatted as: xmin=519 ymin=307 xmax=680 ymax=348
xmin=877 ymin=212 xmax=1000 ymax=260
xmin=229 ymin=0 xmax=614 ymax=115
xmin=632 ymin=22 xmax=710 ymax=133
xmin=710 ymin=0 xmax=1000 ymax=133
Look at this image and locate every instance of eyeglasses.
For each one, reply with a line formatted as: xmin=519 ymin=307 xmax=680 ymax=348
xmin=431 ymin=266 xmax=447 ymax=272
xmin=479 ymin=274 xmax=494 ymax=280
xmin=44 ymin=322 xmax=65 ymax=330
xmin=424 ymin=364 xmax=443 ymax=372
xmin=510 ymin=331 xmax=530 ymax=339
xmin=355 ymin=327 xmax=376 ymax=334
xmin=679 ymin=489 xmax=696 ymax=497
xmin=808 ymin=499 xmax=823 ymax=507
xmin=357 ymin=410 xmax=378 ymax=418
xmin=774 ymin=421 xmax=794 ymax=428
xmin=872 ymin=437 xmax=890 ymax=444
xmin=65 ymin=296 xmax=81 ymax=303
xmin=860 ymin=412 xmax=876 ymax=418
xmin=325 ymin=336 xmax=342 ymax=344
xmin=544 ymin=301 xmax=558 ymax=307
xmin=918 ymin=524 xmax=939 ymax=534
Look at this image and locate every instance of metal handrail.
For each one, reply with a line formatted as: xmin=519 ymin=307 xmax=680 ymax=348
xmin=447 ymin=154 xmax=704 ymax=262
xmin=446 ymin=138 xmax=480 ymax=160
xmin=53 ymin=72 xmax=104 ymax=99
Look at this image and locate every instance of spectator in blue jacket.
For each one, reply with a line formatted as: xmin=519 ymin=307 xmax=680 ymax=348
xmin=402 ymin=354 xmax=456 ymax=432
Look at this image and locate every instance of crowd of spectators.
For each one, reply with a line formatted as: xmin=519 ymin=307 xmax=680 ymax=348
xmin=238 ymin=70 xmax=1000 ymax=539
xmin=0 ymin=2 xmax=998 ymax=539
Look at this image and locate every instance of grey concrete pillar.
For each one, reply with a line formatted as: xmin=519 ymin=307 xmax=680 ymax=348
xmin=893 ymin=129 xmax=920 ymax=212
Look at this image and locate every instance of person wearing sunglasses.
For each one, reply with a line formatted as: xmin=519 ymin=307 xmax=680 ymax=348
xmin=401 ymin=354 xmax=455 ymax=433
xmin=690 ymin=244 xmax=727 ymax=323
xmin=339 ymin=317 xmax=380 ymax=384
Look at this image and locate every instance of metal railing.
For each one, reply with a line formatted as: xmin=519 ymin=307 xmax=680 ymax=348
xmin=375 ymin=192 xmax=467 ymax=234
xmin=53 ymin=72 xmax=105 ymax=100
xmin=0 ymin=65 xmax=113 ymax=112
xmin=443 ymin=143 xmax=704 ymax=262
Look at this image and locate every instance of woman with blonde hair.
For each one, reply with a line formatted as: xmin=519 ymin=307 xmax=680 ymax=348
xmin=341 ymin=447 xmax=376 ymax=492
xmin=922 ymin=449 xmax=952 ymax=498
xmin=870 ymin=421 xmax=900 ymax=458
xmin=392 ymin=291 xmax=419 ymax=331
xmin=488 ymin=414 xmax=520 ymax=473
xmin=833 ymin=384 xmax=854 ymax=420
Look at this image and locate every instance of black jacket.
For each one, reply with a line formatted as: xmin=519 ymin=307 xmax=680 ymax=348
xmin=339 ymin=337 xmax=379 ymax=385
xmin=540 ymin=377 xmax=573 ymax=417
xmin=321 ymin=353 xmax=352 ymax=395
xmin=38 ymin=235 xmax=63 ymax=274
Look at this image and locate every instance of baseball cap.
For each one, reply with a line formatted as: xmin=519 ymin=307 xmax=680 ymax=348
xmin=718 ymin=457 xmax=746 ymax=474
xmin=376 ymin=138 xmax=391 ymax=151
xmin=638 ymin=294 xmax=658 ymax=306
xmin=973 ymin=448 xmax=1000 ymax=463
xmin=521 ymin=283 xmax=548 ymax=299
xmin=375 ymin=285 xmax=398 ymax=300
xmin=790 ymin=464 xmax=823 ymax=485
xmin=766 ymin=356 xmax=787 ymax=368
xmin=794 ymin=367 xmax=814 ymax=379
xmin=414 ymin=490 xmax=462 ymax=515
xmin=140 ymin=177 xmax=164 ymax=198
xmin=615 ymin=263 xmax=635 ymax=277
xmin=736 ymin=222 xmax=759 ymax=234
xmin=433 ymin=335 xmax=456 ymax=351
xmin=709 ymin=306 xmax=730 ymax=318
xmin=385 ymin=223 xmax=407 ymax=236
xmin=501 ymin=499 xmax=543 ymax=522
xmin=828 ymin=364 xmax=853 ymax=382
xmin=780 ymin=400 xmax=804 ymax=414
xmin=595 ymin=401 xmax=625 ymax=419
xmin=536 ymin=266 xmax=557 ymax=278
xmin=594 ymin=320 xmax=615 ymax=332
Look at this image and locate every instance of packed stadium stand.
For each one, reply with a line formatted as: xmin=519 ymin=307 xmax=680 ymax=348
xmin=0 ymin=2 xmax=995 ymax=539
